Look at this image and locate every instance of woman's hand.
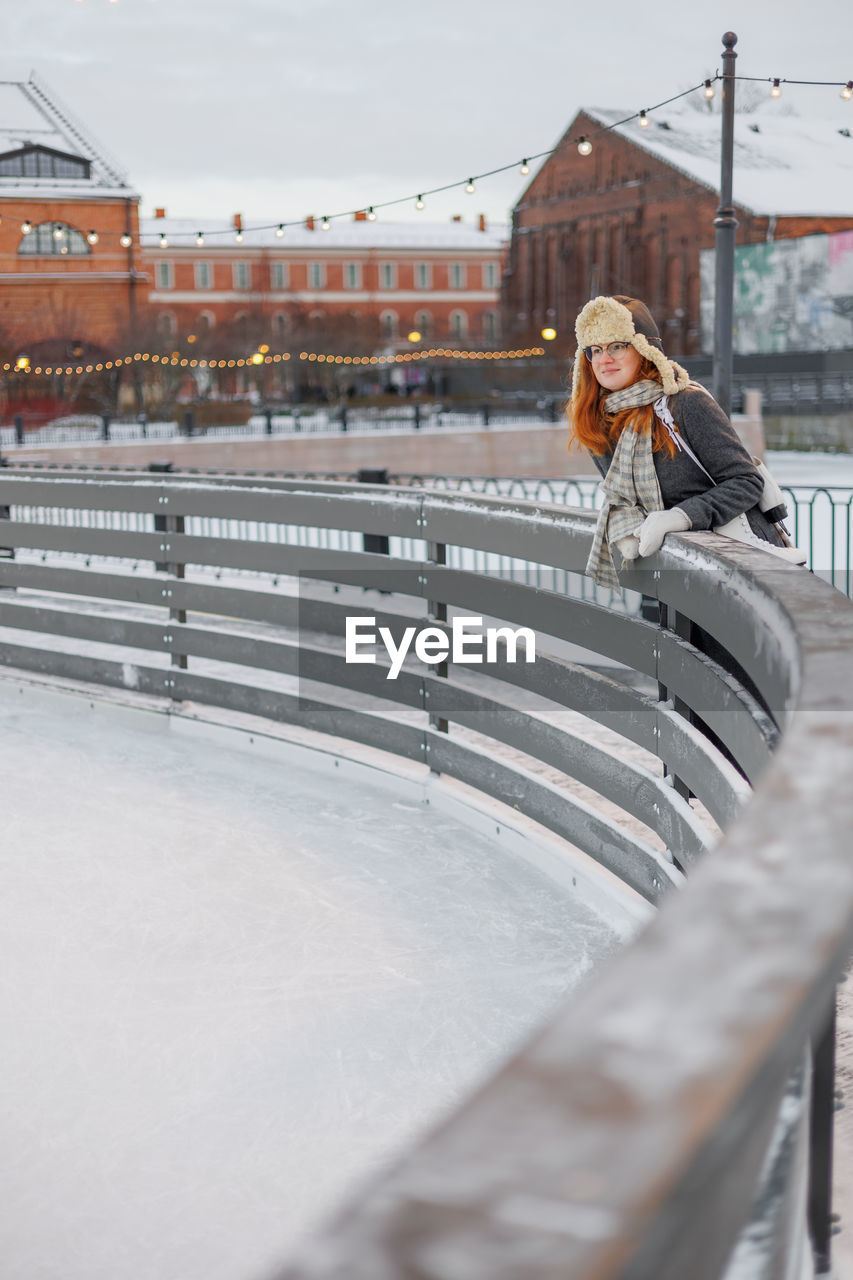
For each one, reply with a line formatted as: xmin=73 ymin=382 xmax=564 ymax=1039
xmin=637 ymin=508 xmax=691 ymax=556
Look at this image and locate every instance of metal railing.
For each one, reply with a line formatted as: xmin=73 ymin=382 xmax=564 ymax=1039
xmin=0 ymin=470 xmax=851 ymax=1278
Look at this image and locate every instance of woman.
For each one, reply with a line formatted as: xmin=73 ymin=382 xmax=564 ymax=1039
xmin=567 ymin=294 xmax=790 ymax=589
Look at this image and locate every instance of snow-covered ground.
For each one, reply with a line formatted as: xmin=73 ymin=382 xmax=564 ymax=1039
xmin=0 ymin=676 xmax=639 ymax=1280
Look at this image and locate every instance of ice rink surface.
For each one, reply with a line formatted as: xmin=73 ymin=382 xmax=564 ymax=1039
xmin=0 ymin=679 xmax=632 ymax=1280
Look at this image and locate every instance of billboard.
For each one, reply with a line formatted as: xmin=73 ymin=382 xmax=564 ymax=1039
xmin=700 ymin=230 xmax=853 ymax=354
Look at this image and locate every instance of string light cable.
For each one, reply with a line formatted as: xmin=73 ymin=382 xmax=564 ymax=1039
xmin=1 ymin=346 xmax=548 ymax=377
xmin=8 ymin=71 xmax=851 ymax=247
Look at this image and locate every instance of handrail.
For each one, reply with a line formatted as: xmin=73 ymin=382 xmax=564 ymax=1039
xmin=1 ymin=472 xmax=852 ymax=1276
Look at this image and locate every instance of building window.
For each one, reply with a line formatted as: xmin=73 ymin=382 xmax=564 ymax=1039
xmin=380 ymin=310 xmax=398 ymax=339
xmin=155 ymin=261 xmax=173 ymax=290
xmin=344 ymin=262 xmax=362 ymax=289
xmin=157 ymin=312 xmax=176 ymax=337
xmin=483 ymin=311 xmax=498 ymax=343
xmin=197 ymin=311 xmax=215 ymax=333
xmin=0 ymin=144 xmax=90 ymax=180
xmin=195 ymin=261 xmax=212 ymax=290
xmin=270 ymin=262 xmax=288 ymax=290
xmin=18 ymin=221 xmax=89 ymax=257
xmin=308 ymin=262 xmax=325 ymax=289
xmin=274 ymin=312 xmax=288 ymax=339
xmin=414 ymin=310 xmax=432 ymax=337
xmin=449 ymin=263 xmax=466 ymax=289
xmin=379 ymin=262 xmax=396 ymax=290
xmin=482 ymin=262 xmax=499 ymax=289
xmin=415 ymin=262 xmax=431 ymax=290
xmin=233 ymin=261 xmax=250 ymax=290
xmin=449 ymin=310 xmax=467 ymax=338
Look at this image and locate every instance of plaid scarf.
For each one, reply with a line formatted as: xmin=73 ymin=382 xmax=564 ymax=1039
xmin=585 ymin=380 xmax=664 ymax=589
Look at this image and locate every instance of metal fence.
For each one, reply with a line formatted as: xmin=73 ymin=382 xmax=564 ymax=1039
xmin=0 ymin=469 xmax=851 ymax=1278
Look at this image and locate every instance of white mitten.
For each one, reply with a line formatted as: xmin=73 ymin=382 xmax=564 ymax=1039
xmin=615 ymin=534 xmax=641 ymax=562
xmin=637 ymin=507 xmax=691 ymax=557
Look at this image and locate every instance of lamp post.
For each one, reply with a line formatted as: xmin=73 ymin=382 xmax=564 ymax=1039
xmin=713 ymin=31 xmax=738 ymax=417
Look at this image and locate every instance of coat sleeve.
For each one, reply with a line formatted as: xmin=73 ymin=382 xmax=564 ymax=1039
xmin=670 ymin=387 xmax=763 ymax=530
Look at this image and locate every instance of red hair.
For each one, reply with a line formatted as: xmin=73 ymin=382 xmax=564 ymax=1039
xmin=567 ymin=353 xmax=678 ymax=459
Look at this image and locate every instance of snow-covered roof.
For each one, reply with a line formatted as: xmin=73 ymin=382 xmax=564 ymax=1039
xmin=138 ymin=215 xmax=508 ymax=252
xmin=0 ymin=72 xmax=135 ymax=199
xmin=583 ymin=101 xmax=853 ymax=218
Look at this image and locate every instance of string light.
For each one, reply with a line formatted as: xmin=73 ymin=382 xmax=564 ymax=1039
xmin=321 ymin=216 xmax=331 ymax=230
xmin=53 ymin=224 xmax=64 ymax=240
xmin=86 ymin=230 xmax=98 ymax=245
xmin=159 ymin=233 xmax=168 ymax=247
xmin=11 ymin=71 xmax=850 ymax=249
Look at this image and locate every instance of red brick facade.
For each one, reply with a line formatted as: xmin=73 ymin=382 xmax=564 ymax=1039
xmin=502 ymin=109 xmax=853 ymax=360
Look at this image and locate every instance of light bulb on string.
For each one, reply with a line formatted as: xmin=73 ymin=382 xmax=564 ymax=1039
xmin=21 ymin=219 xmax=31 ymax=234
xmin=321 ymin=216 xmax=331 ymax=230
xmin=235 ymin=230 xmax=243 ymax=242
xmin=367 ymin=207 xmax=376 ymax=221
xmin=842 ymin=81 xmax=853 ymax=100
xmin=465 ymin=178 xmax=476 ymax=193
xmin=770 ymin=78 xmax=782 ymax=98
xmin=196 ymin=232 xmax=204 ymax=245
xmin=159 ymin=233 xmax=168 ymax=247
xmin=704 ymin=79 xmax=715 ymax=100
xmin=638 ymin=109 xmax=649 ymax=128
xmin=86 ymin=230 xmax=98 ymax=245
xmin=276 ymin=224 xmax=285 ymax=237
xmin=520 ymin=159 xmax=529 ymax=174
xmin=53 ymin=224 xmax=65 ymax=240
xmin=577 ymin=136 xmax=593 ymax=156
xmin=415 ymin=195 xmax=424 ymax=209
xmin=120 ymin=233 xmax=132 ymax=247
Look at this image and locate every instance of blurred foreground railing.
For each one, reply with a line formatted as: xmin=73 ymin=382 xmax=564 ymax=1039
xmin=0 ymin=470 xmax=852 ymax=1278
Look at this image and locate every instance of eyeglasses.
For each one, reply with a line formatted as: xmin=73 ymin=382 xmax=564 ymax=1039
xmin=584 ymin=341 xmax=632 ymax=361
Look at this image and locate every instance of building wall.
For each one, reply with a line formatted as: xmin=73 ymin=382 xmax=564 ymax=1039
xmin=502 ymin=110 xmax=853 ymax=359
xmin=144 ymin=218 xmax=504 ymax=350
xmin=0 ymin=195 xmax=144 ymax=354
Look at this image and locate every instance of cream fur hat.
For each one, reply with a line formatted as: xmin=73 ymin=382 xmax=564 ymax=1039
xmin=571 ymin=295 xmax=690 ymax=411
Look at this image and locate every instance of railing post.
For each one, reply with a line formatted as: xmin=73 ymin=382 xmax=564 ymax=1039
xmin=809 ymin=994 xmax=839 ymax=1275
xmin=357 ymin=469 xmax=389 ymax=556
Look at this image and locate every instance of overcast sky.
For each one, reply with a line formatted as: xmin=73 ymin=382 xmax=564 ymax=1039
xmin=2 ymin=0 xmax=851 ymax=230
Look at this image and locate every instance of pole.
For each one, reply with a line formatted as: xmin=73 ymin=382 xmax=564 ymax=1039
xmin=713 ymin=31 xmax=738 ymax=417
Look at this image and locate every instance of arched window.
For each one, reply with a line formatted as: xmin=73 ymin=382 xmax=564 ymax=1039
xmin=449 ymin=310 xmax=467 ymax=339
xmin=380 ymin=310 xmax=398 ymax=340
xmin=414 ymin=310 xmax=432 ymax=338
xmin=197 ymin=311 xmax=215 ymax=334
xmin=19 ymin=221 xmax=90 ymax=257
xmin=157 ymin=312 xmax=176 ymax=338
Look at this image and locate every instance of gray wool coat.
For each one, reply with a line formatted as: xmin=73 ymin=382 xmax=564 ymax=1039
xmin=588 ymin=384 xmax=785 ymax=547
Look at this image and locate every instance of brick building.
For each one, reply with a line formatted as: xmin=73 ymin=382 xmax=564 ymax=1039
xmin=141 ymin=211 xmax=506 ymax=354
xmin=503 ymin=100 xmax=853 ymax=359
xmin=0 ymin=74 xmax=144 ymax=363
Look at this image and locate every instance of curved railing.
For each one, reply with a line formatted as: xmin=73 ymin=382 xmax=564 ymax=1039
xmin=0 ymin=468 xmax=851 ymax=1278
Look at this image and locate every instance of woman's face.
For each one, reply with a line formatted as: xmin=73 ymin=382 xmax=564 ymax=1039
xmin=589 ymin=343 xmax=643 ymax=392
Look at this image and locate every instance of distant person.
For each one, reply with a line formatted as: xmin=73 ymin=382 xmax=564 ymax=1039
xmin=566 ymin=294 xmax=796 ymax=589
